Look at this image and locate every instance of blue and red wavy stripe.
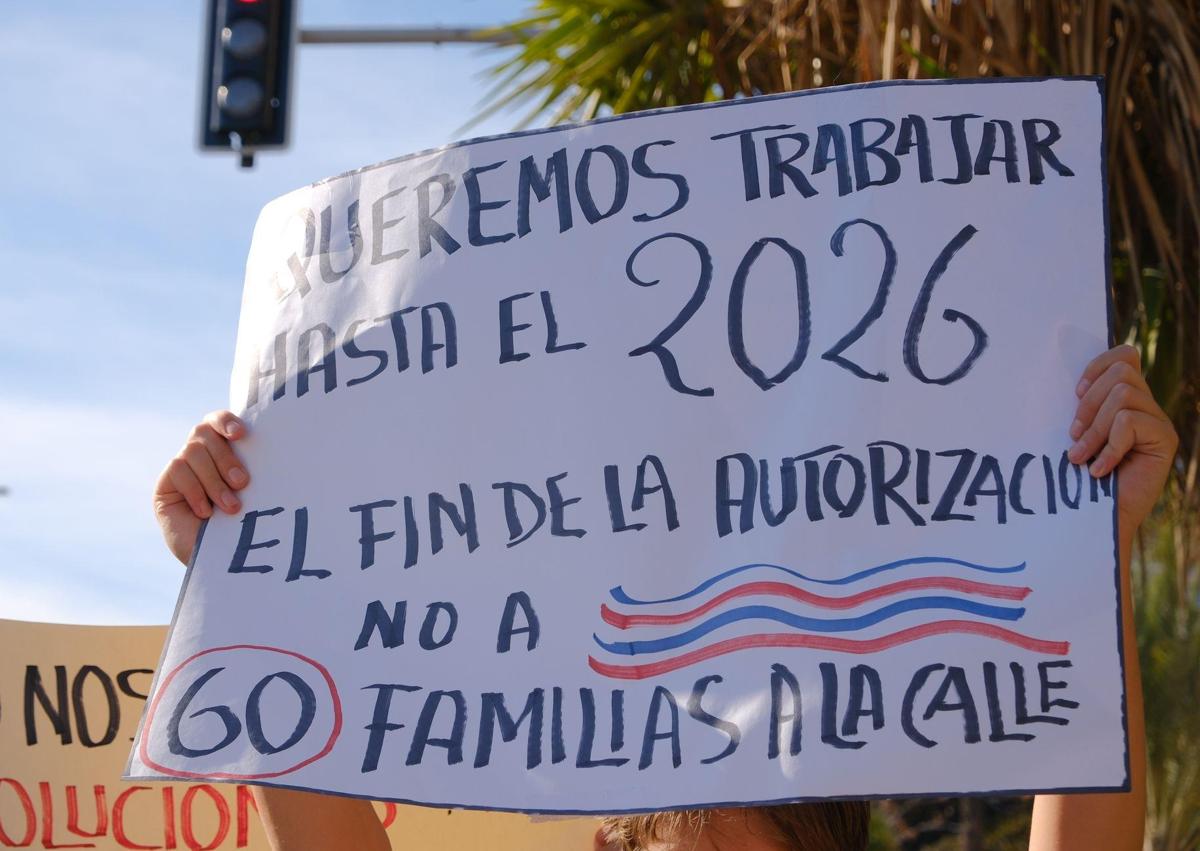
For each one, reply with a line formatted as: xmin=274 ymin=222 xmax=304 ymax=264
xmin=589 ymin=556 xmax=1068 ymax=680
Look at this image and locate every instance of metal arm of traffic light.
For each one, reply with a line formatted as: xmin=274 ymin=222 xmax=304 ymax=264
xmin=298 ymin=27 xmax=518 ymax=46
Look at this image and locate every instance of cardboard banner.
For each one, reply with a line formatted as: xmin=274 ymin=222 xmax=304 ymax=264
xmin=128 ymin=77 xmax=1126 ymax=813
xmin=0 ymin=619 xmax=596 ymax=848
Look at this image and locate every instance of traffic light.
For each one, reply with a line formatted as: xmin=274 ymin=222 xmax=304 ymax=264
xmin=200 ymin=0 xmax=296 ymax=167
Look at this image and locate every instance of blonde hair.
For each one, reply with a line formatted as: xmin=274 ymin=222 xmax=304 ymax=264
xmin=599 ymin=801 xmax=870 ymax=851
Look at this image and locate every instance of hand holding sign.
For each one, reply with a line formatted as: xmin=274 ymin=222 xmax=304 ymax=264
xmin=154 ymin=411 xmax=251 ymax=563
xmin=1066 ymin=344 xmax=1177 ymax=535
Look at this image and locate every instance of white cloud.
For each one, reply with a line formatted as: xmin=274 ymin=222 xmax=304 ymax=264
xmin=0 ymin=574 xmax=157 ymax=626
xmin=0 ymin=396 xmax=198 ymax=624
xmin=0 ymin=245 xmax=240 ymax=413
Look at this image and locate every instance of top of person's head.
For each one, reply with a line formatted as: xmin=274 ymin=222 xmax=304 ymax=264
xmin=597 ymin=801 xmax=870 ymax=851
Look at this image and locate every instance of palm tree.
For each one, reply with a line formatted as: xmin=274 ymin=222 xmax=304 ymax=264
xmin=1137 ymin=525 xmax=1200 ymax=851
xmin=480 ymin=3 xmax=1200 ymax=847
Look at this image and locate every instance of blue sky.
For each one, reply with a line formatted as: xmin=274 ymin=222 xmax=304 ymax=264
xmin=0 ymin=0 xmax=528 ymax=623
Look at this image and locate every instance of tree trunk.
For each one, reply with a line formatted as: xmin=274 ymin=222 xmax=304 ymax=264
xmin=959 ymin=798 xmax=984 ymax=851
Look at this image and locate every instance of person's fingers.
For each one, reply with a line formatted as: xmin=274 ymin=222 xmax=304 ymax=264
xmin=202 ymin=410 xmax=247 ymax=441
xmin=1075 ymin=343 xmax=1140 ymax=398
xmin=1069 ymin=359 xmax=1148 ymax=440
xmin=1068 ymin=379 xmax=1161 ymax=465
xmin=194 ymin=423 xmax=250 ymax=490
xmin=1088 ymin=409 xmax=1178 ymax=477
xmin=181 ymin=435 xmax=241 ymax=514
xmin=165 ymin=458 xmax=213 ymax=519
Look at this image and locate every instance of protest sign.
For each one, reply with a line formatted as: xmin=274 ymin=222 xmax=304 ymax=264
xmin=127 ymin=77 xmax=1126 ymax=813
xmin=0 ymin=618 xmax=596 ymax=848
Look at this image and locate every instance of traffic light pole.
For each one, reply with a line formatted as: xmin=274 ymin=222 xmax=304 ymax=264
xmin=298 ymin=27 xmax=517 ymax=46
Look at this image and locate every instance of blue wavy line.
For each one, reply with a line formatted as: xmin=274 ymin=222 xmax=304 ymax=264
xmin=593 ymin=597 xmax=1026 ymax=656
xmin=609 ymin=556 xmax=1026 ymax=606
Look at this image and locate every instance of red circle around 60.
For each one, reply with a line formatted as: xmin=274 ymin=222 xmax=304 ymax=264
xmin=139 ymin=644 xmax=343 ymax=780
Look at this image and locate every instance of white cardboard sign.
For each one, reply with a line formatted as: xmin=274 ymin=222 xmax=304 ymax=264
xmin=128 ymin=77 xmax=1127 ymax=812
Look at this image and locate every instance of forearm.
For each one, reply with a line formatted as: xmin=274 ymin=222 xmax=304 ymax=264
xmin=253 ymin=786 xmax=391 ymax=851
xmin=1028 ymin=524 xmax=1146 ymax=851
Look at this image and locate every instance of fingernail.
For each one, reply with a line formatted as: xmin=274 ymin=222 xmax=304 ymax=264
xmin=1068 ymin=419 xmax=1083 ymax=440
xmin=1076 ymin=379 xmax=1090 ymax=397
xmin=225 ymin=422 xmax=241 ymax=437
xmin=228 ymin=467 xmax=247 ymax=487
xmin=1068 ymin=440 xmax=1084 ymax=462
xmin=221 ymin=491 xmax=240 ymax=511
xmin=1089 ymin=460 xmax=1106 ymax=477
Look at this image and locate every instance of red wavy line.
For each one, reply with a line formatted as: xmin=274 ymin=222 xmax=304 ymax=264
xmin=601 ymin=578 xmax=1031 ymax=628
xmin=588 ymin=621 xmax=1069 ymax=680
